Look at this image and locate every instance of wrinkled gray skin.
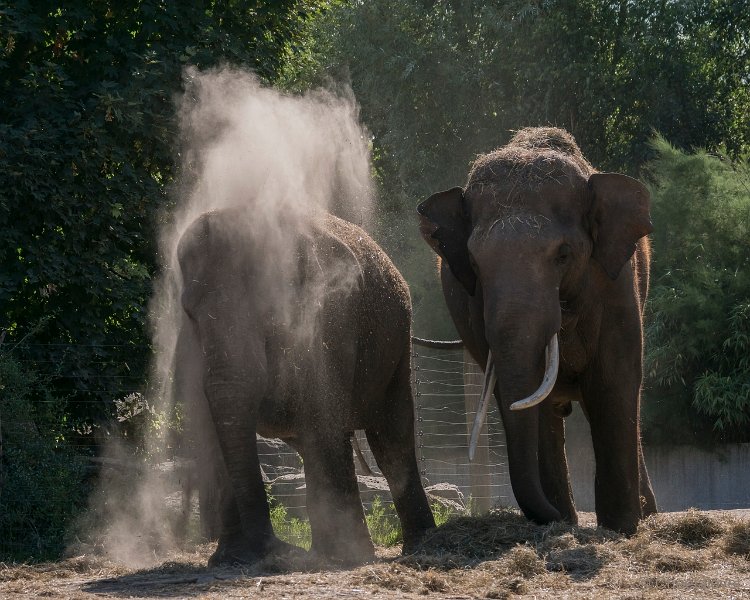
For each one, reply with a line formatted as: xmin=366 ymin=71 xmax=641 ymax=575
xmin=417 ymin=128 xmax=657 ymax=534
xmin=175 ymin=207 xmax=434 ymax=566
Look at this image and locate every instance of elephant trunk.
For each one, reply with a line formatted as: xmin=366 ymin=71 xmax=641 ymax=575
xmin=199 ymin=332 xmax=273 ymax=541
xmin=482 ymin=293 xmax=562 ymax=524
xmin=492 ymin=348 xmax=562 ymax=524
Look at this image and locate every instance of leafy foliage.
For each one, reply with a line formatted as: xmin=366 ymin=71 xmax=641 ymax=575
xmin=269 ymin=493 xmax=313 ymax=550
xmin=0 ymin=0 xmax=326 ymax=560
xmin=269 ymin=493 xmax=459 ymax=549
xmin=644 ymin=137 xmax=750 ymax=442
xmin=365 ymin=495 xmax=403 ymax=547
xmin=0 ymin=0 xmax=325 ymax=427
xmin=0 ymin=350 xmax=88 ymax=561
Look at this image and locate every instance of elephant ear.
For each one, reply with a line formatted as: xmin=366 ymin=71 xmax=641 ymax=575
xmin=417 ymin=187 xmax=477 ymax=295
xmin=589 ymin=173 xmax=653 ymax=280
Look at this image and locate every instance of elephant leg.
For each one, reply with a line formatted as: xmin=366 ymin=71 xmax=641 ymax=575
xmin=207 ymin=425 xmax=302 ymax=566
xmin=197 ymin=447 xmax=225 ymax=541
xmin=175 ymin=319 xmax=222 ymax=541
xmin=538 ymin=400 xmax=577 ymax=524
xmin=582 ymin=378 xmax=643 ymax=534
xmin=302 ymin=428 xmax=374 ymax=565
xmin=497 ymin=398 xmax=562 ymax=525
xmin=201 ymin=350 xmax=301 ymax=565
xmin=365 ymin=355 xmax=435 ymax=554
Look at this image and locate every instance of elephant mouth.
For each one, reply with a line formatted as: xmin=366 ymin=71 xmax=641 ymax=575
xmin=468 ymin=334 xmax=560 ymax=461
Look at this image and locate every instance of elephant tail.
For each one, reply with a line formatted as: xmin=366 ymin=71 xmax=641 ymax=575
xmin=411 ymin=337 xmax=464 ymax=350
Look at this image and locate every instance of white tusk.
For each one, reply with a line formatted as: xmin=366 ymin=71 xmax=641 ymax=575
xmin=469 ymin=352 xmax=497 ymax=461
xmin=509 ymin=334 xmax=559 ymax=411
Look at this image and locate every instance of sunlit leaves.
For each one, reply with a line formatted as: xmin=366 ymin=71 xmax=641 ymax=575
xmin=644 ymin=137 xmax=750 ymax=442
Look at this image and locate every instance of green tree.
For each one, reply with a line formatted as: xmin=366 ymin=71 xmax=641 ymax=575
xmin=0 ymin=1 xmax=325 ymax=428
xmin=0 ymin=350 xmax=88 ymax=561
xmin=644 ymin=137 xmax=750 ymax=443
xmin=0 ymin=0 xmax=326 ymax=560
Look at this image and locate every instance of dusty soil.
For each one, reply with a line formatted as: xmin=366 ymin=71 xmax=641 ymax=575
xmin=3 ymin=510 xmax=750 ymax=599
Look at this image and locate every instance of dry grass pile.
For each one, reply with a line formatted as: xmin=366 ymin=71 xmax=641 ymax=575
xmin=405 ymin=508 xmax=616 ymax=566
xmin=350 ymin=509 xmax=619 ymax=598
xmin=723 ymin=520 xmax=750 ymax=558
xmin=640 ymin=508 xmax=726 ymax=548
xmin=394 ymin=508 xmax=750 ymax=595
xmin=405 ymin=507 xmax=549 ymax=563
xmin=622 ymin=510 xmax=750 ymax=575
xmin=2 ymin=510 xmax=750 ymax=599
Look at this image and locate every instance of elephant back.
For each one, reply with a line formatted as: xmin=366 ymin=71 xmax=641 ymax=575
xmin=321 ymin=215 xmax=412 ymax=404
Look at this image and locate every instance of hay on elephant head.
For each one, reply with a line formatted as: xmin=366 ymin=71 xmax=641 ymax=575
xmin=509 ymin=127 xmax=586 ymax=160
xmin=466 ymin=127 xmax=595 ymax=196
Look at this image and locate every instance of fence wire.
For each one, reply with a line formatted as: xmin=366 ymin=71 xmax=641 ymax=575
xmin=257 ymin=347 xmax=511 ymax=513
xmin=412 ymin=347 xmax=510 ymax=511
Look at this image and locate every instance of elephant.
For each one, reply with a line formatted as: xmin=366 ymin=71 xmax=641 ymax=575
xmin=417 ymin=127 xmax=657 ymax=534
xmin=174 ymin=205 xmax=435 ymax=566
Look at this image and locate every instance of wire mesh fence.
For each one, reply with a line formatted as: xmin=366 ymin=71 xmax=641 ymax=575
xmin=255 ymin=345 xmax=511 ymax=516
xmin=251 ymin=345 xmax=511 ymax=517
xmin=412 ymin=346 xmax=510 ymax=512
xmin=5 ymin=339 xmax=750 ymax=560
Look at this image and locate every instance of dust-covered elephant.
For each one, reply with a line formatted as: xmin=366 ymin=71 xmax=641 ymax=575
xmin=417 ymin=127 xmax=656 ymax=534
xmin=175 ymin=206 xmax=434 ymax=566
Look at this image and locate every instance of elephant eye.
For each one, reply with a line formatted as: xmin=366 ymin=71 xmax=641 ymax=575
xmin=556 ymin=243 xmax=572 ymax=265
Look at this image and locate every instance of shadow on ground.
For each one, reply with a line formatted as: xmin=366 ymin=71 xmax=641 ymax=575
xmin=84 ymin=509 xmax=623 ymax=596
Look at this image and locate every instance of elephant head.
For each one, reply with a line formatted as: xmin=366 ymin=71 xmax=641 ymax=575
xmin=418 ymin=127 xmax=653 ymax=527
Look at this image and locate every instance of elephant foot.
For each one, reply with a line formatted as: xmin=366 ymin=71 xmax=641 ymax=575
xmin=557 ymin=505 xmax=578 ymax=526
xmin=309 ymin=535 xmax=375 ymax=567
xmin=208 ymin=534 xmax=306 ymax=568
xmin=597 ymin=511 xmax=640 ymax=536
xmin=519 ymin=500 xmax=562 ymax=527
xmin=401 ymin=525 xmax=436 ymax=556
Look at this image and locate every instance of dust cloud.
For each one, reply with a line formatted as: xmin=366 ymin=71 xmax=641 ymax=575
xmin=78 ymin=66 xmax=375 ymax=566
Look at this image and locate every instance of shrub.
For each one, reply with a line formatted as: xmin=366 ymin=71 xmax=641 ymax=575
xmin=0 ymin=351 xmax=88 ymax=561
xmin=644 ymin=138 xmax=750 ymax=443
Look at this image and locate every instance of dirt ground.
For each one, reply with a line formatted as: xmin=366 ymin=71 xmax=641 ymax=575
xmin=3 ymin=509 xmax=750 ymax=599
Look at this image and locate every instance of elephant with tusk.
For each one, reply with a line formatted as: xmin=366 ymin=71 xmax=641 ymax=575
xmin=417 ymin=127 xmax=657 ymax=534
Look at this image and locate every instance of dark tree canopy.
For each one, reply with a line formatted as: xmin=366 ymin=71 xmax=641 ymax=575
xmin=0 ymin=1 xmax=325 ymax=560
xmin=288 ymin=0 xmax=750 ymax=438
xmin=0 ymin=0 xmax=324 ymax=425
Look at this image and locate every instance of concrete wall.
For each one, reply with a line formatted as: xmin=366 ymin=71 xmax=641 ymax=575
xmin=560 ymin=404 xmax=750 ymax=512
xmin=413 ymin=351 xmax=750 ymax=514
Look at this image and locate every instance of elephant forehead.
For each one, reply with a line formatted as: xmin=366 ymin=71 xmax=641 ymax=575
xmin=468 ymin=216 xmax=559 ymax=255
xmin=468 ymin=179 xmax=588 ymax=224
xmin=486 ymin=211 xmax=552 ymax=236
